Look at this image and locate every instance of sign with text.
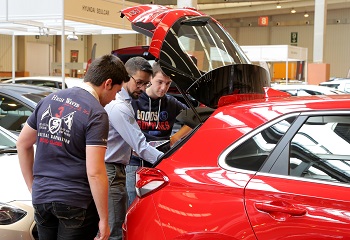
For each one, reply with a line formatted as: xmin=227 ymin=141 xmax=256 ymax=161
xmin=291 ymin=32 xmax=298 ymax=46
xmin=258 ymin=16 xmax=269 ymax=26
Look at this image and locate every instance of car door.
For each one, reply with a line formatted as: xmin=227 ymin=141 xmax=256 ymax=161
xmin=244 ymin=112 xmax=350 ymax=239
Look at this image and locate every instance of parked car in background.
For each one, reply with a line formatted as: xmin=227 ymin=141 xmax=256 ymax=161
xmin=120 ymin=5 xmax=350 ymax=240
xmin=272 ymin=84 xmax=346 ymax=96
xmin=2 ymin=76 xmax=83 ymax=89
xmin=0 ymin=126 xmax=37 ymax=240
xmin=0 ymin=84 xmax=56 ymax=133
xmin=319 ymin=79 xmax=350 ymax=93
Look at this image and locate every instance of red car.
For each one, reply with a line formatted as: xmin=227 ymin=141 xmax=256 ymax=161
xmin=121 ymin=5 xmax=350 ymax=240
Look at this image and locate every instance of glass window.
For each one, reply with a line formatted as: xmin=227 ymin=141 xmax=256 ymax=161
xmin=289 ymin=115 xmax=350 ymax=184
xmin=0 ymin=95 xmax=32 ymax=132
xmin=225 ymin=116 xmax=296 ymax=171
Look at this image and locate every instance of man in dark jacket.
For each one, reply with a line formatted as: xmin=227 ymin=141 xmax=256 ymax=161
xmin=126 ymin=61 xmax=190 ymax=207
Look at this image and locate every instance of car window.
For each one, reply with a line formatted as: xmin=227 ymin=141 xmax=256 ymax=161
xmin=30 ymin=80 xmax=57 ymax=88
xmin=225 ymin=116 xmax=297 ymax=171
xmin=344 ymin=83 xmax=350 ymax=93
xmin=289 ymin=115 xmax=350 ymax=183
xmin=0 ymin=95 xmax=32 ymax=132
xmin=284 ymin=90 xmax=297 ymax=96
xmin=0 ymin=130 xmax=16 ymax=149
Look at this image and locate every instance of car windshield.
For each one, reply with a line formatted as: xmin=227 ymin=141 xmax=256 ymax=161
xmin=23 ymin=92 xmax=53 ymax=104
xmin=158 ymin=16 xmax=269 ymax=108
xmin=177 ymin=17 xmax=250 ymax=73
xmin=0 ymin=130 xmax=16 ymax=149
xmin=159 ymin=16 xmax=250 ymax=79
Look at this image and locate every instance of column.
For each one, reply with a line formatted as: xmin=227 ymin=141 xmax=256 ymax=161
xmin=308 ymin=0 xmax=329 ymax=84
xmin=177 ymin=0 xmax=197 ymax=8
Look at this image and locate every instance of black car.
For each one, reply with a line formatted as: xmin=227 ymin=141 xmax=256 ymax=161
xmin=0 ymin=84 xmax=56 ymax=132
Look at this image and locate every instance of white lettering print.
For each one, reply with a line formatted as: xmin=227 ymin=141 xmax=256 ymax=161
xmin=66 ymin=98 xmax=80 ymax=108
xmin=51 ymin=95 xmax=64 ymax=102
xmin=137 ymin=110 xmax=158 ymax=121
xmin=41 ymin=105 xmax=75 ymax=134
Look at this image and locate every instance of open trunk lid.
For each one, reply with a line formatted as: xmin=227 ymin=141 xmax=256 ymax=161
xmin=121 ymin=4 xmax=270 ymax=115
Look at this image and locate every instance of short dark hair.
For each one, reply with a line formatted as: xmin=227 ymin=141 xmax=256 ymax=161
xmin=125 ymin=57 xmax=153 ymax=76
xmin=152 ymin=61 xmax=167 ymax=78
xmin=84 ymin=54 xmax=128 ymax=86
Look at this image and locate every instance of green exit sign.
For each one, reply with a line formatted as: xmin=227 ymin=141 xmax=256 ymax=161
xmin=291 ymin=32 xmax=298 ymax=46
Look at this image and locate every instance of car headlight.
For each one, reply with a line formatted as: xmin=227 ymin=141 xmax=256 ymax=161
xmin=0 ymin=202 xmax=27 ymax=225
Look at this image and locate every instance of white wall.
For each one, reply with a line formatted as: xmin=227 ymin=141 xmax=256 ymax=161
xmin=26 ymin=42 xmax=50 ymax=76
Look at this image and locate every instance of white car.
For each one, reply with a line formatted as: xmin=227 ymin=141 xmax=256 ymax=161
xmin=0 ymin=126 xmax=36 ymax=240
xmin=2 ymin=76 xmax=83 ymax=89
xmin=319 ymin=79 xmax=350 ymax=93
xmin=272 ymin=84 xmax=346 ymax=96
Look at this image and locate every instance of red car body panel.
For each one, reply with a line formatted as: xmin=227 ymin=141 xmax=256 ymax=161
xmin=124 ymin=95 xmax=350 ymax=239
xmin=246 ymin=175 xmax=350 ymax=239
xmin=121 ymin=5 xmax=208 ymax=59
xmin=120 ymin=4 xmax=350 ymax=240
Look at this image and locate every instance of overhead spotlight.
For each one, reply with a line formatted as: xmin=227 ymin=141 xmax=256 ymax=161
xmin=291 ymin=8 xmax=296 ymax=14
xmin=67 ymin=32 xmax=78 ymax=41
xmin=304 ymin=12 xmax=309 ymax=18
xmin=276 ymin=2 xmax=281 ymax=9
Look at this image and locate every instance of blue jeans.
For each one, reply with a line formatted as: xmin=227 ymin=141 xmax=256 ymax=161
xmin=106 ymin=162 xmax=126 ymax=240
xmin=33 ymin=201 xmax=99 ymax=240
xmin=125 ymin=164 xmax=139 ymax=208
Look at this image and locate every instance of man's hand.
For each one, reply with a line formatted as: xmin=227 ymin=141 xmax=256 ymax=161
xmin=94 ymin=220 xmax=110 ymax=240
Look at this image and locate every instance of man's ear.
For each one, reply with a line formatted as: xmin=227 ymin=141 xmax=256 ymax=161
xmin=104 ymin=79 xmax=113 ymax=90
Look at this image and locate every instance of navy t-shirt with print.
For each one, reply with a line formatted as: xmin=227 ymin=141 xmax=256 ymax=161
xmin=27 ymin=87 xmax=108 ymax=209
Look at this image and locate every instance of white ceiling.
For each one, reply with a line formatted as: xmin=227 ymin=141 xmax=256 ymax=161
xmin=1 ymin=0 xmax=350 ymax=36
xmin=0 ymin=0 xmax=137 ymax=36
xmin=0 ymin=20 xmax=137 ymax=36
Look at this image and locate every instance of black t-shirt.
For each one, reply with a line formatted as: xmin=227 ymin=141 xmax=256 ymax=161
xmin=27 ymin=87 xmax=109 ymax=208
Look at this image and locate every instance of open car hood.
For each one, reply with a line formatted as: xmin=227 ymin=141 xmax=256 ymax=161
xmin=121 ymin=5 xmax=270 ymax=109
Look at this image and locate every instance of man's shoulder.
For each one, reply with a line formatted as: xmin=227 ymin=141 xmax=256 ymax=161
xmin=105 ymin=99 xmax=132 ymax=114
xmin=164 ymin=94 xmax=187 ymax=108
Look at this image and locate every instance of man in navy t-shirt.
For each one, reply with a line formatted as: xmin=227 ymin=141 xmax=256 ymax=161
xmin=17 ymin=54 xmax=128 ymax=240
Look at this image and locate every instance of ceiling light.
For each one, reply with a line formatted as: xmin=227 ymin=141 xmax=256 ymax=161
xmin=304 ymin=12 xmax=309 ymax=17
xmin=276 ymin=2 xmax=281 ymax=9
xmin=67 ymin=32 xmax=78 ymax=41
xmin=291 ymin=8 xmax=296 ymax=14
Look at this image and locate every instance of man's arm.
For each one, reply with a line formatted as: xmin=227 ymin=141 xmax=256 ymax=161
xmin=86 ymin=146 xmax=110 ymax=240
xmin=170 ymin=125 xmax=192 ymax=146
xmin=110 ymin=104 xmax=162 ymax=163
xmin=16 ymin=123 xmax=37 ymax=193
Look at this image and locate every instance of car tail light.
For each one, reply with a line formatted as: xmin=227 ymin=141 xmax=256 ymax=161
xmin=135 ymin=167 xmax=169 ymax=198
xmin=0 ymin=203 xmax=27 ymax=225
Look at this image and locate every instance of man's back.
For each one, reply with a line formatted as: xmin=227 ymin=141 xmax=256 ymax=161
xmin=28 ymin=86 xmax=108 ymax=208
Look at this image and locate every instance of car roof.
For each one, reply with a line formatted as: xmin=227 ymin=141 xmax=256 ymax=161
xmin=272 ymin=84 xmax=346 ymax=94
xmin=320 ymin=79 xmax=350 ymax=85
xmin=3 ymin=76 xmax=83 ymax=88
xmin=0 ymin=83 xmax=56 ymax=107
xmin=224 ymin=94 xmax=350 ymax=114
xmin=204 ymin=94 xmax=350 ymax=132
